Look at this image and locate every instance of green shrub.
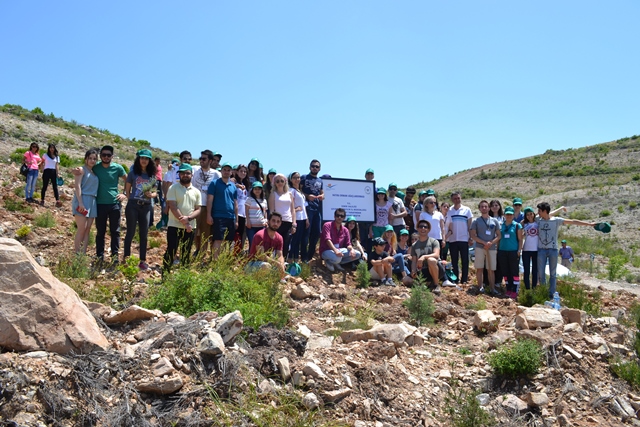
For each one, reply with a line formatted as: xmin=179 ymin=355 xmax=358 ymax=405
xmin=611 ymin=359 xmax=640 ymax=390
xmin=142 ymin=248 xmax=289 ymax=329
xmin=556 ymin=279 xmax=602 ymax=316
xmin=4 ymin=198 xmax=34 ymax=213
xmin=299 ymin=262 xmax=311 ymax=281
xmin=600 ymin=210 xmax=612 ymax=217
xmin=630 ymin=201 xmax=638 ymax=209
xmin=403 ymin=274 xmax=435 ymax=326
xmin=355 ymin=261 xmax=370 ymax=288
xmin=59 ymin=153 xmax=82 ymax=167
xmin=119 ymin=256 xmax=140 ymax=281
xmin=34 ymin=211 xmax=56 ymax=228
xmin=55 ymin=253 xmax=93 ymax=279
xmin=16 ymin=225 xmax=31 ymax=239
xmin=9 ymin=148 xmax=27 ymax=164
xmin=567 ymin=209 xmax=590 ymax=220
xmin=517 ymin=285 xmax=550 ymax=307
xmin=13 ymin=186 xmax=25 ymax=198
xmin=488 ymin=339 xmax=544 ymax=378
xmin=444 ymin=367 xmax=495 ymax=427
xmin=607 ymin=255 xmax=629 ymax=282
xmin=148 ymin=236 xmax=162 ymax=249
xmin=618 ymin=205 xmax=625 ymax=213
xmin=465 ymin=296 xmax=487 ymax=311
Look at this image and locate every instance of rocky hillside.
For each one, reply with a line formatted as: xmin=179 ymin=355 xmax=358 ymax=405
xmin=2 ymin=104 xmax=640 ymax=426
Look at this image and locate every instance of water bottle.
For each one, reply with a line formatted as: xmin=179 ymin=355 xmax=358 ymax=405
xmin=553 ymin=292 xmax=561 ymax=310
xmin=544 ymin=301 xmax=554 ymax=308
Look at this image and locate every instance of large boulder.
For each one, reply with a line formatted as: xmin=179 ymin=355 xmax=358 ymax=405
xmin=515 ymin=306 xmax=563 ymax=329
xmin=0 ymin=238 xmax=109 ymax=354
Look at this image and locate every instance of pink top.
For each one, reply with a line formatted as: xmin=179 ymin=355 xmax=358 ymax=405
xmin=23 ymin=151 xmax=41 ymax=170
xmin=319 ymin=221 xmax=351 ymax=254
xmin=155 ymin=165 xmax=163 ymax=181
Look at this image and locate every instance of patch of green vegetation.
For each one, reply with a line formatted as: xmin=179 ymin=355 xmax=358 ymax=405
xmin=630 ymin=201 xmax=638 ymax=209
xmin=458 ymin=347 xmax=472 ymax=356
xmin=403 ymin=274 xmax=435 ymax=326
xmin=16 ymin=225 xmax=31 ymax=239
xmin=558 ymin=232 xmax=626 ymax=259
xmin=600 ymin=209 xmax=612 ymax=217
xmin=333 ymin=299 xmax=380 ymax=334
xmin=611 ymin=358 xmax=640 ymax=390
xmin=54 ymin=253 xmax=94 ymax=280
xmin=355 ymin=260 xmax=370 ymax=288
xmin=142 ymin=248 xmax=289 ymax=329
xmin=33 ymin=211 xmax=56 ymax=228
xmin=4 ymin=198 xmax=34 ymax=213
xmin=556 ymin=279 xmax=602 ymax=316
xmin=465 ymin=296 xmax=487 ymax=311
xmin=488 ymin=339 xmax=544 ymax=378
xmin=444 ymin=364 xmax=496 ymax=427
xmin=59 ymin=153 xmax=83 ymax=168
xmin=119 ymin=256 xmax=140 ymax=281
xmin=9 ymin=148 xmax=28 ymax=163
xmin=608 ymin=255 xmax=629 ymax=282
xmin=517 ymin=285 xmax=550 ymax=307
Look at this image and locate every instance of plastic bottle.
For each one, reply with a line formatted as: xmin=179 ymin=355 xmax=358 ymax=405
xmin=553 ymin=292 xmax=561 ymax=310
xmin=544 ymin=301 xmax=554 ymax=308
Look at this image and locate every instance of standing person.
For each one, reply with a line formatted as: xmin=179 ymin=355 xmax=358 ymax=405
xmin=359 ymin=168 xmax=376 ymax=255
xmin=536 ymin=203 xmax=599 ymax=297
xmin=123 ymin=149 xmax=157 ymax=270
xmin=419 ymin=196 xmax=445 ymax=251
xmin=559 ymin=240 xmax=574 ymax=269
xmin=245 ymin=182 xmax=268 ymax=247
xmin=446 ymin=192 xmax=473 ymax=285
xmin=268 ymin=173 xmax=296 ymax=259
xmin=346 ymin=216 xmax=367 ymax=265
xmin=498 ymin=207 xmax=523 ymax=299
xmin=72 ymin=149 xmax=99 ymax=254
xmin=413 ymin=190 xmax=428 ymax=227
xmin=247 ymin=158 xmax=264 ymax=185
xmin=512 ymin=198 xmax=524 ymax=223
xmin=232 ymin=164 xmax=250 ymax=253
xmin=410 ymin=220 xmax=445 ymax=294
xmin=440 ymin=202 xmax=451 ymax=261
xmin=206 ymin=162 xmax=238 ymax=259
xmin=245 ymin=212 xmax=286 ymax=278
xmin=403 ymin=187 xmax=417 ymax=234
xmin=163 ymin=164 xmax=201 ymax=273
xmin=23 ymin=143 xmax=42 ymax=203
xmin=521 ymin=207 xmax=539 ymax=290
xmin=93 ymin=145 xmax=127 ymax=264
xmin=157 ymin=158 xmax=179 ymax=229
xmin=488 ymin=199 xmax=505 ymax=288
xmin=288 ymin=172 xmax=309 ymax=262
xmin=470 ymin=200 xmax=501 ymax=295
xmin=371 ymin=187 xmax=393 ymax=238
xmin=263 ymin=168 xmax=277 ymax=205
xmin=387 ymin=183 xmax=407 ymax=238
xmin=40 ymin=143 xmax=62 ymax=207
xmin=300 ymin=159 xmax=324 ymax=262
xmin=319 ymin=208 xmax=362 ymax=272
xmin=153 ymin=157 xmax=164 ymax=224
xmin=192 ymin=150 xmax=220 ymax=256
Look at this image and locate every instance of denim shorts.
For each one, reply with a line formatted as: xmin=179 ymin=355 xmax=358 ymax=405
xmin=212 ymin=217 xmax=235 ymax=241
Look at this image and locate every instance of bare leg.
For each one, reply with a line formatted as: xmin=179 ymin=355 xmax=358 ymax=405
xmin=476 ymin=268 xmax=485 ymax=289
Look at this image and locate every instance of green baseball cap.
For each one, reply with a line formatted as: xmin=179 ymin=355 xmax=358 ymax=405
xmin=594 ymin=222 xmax=611 ymax=233
xmin=388 ymin=182 xmax=398 ymax=190
xmin=250 ymin=157 xmax=260 ymax=163
xmin=561 ymin=239 xmax=567 ymax=243
xmin=513 ymin=197 xmax=523 ymax=205
xmin=178 ymin=163 xmax=192 ymax=172
xmin=365 ymin=168 xmax=374 ymax=174
xmin=212 ymin=152 xmax=222 ymax=158
xmin=232 ymin=164 xmax=239 ymax=170
xmin=252 ymin=181 xmax=263 ymax=188
xmin=419 ymin=190 xmax=427 ymax=197
xmin=523 ymin=206 xmax=534 ymax=214
xmin=426 ymin=189 xmax=435 ymax=196
xmin=268 ymin=168 xmax=277 ymax=174
xmin=384 ymin=224 xmax=394 ymax=232
xmin=376 ymin=187 xmax=386 ymax=194
xmin=171 ymin=158 xmax=180 ymax=164
xmin=397 ymin=190 xmax=405 ymax=199
xmin=504 ymin=206 xmax=515 ymax=215
xmin=220 ymin=162 xmax=232 ymax=169
xmin=346 ymin=216 xmax=357 ymax=223
xmin=400 ymin=229 xmax=409 ymax=236
xmin=137 ymin=149 xmax=152 ymax=159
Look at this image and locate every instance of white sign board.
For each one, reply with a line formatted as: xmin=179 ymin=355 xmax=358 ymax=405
xmin=322 ymin=178 xmax=376 ymax=222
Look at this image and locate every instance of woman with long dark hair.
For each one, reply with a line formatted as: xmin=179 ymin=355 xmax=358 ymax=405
xmin=23 ymin=142 xmax=42 ymax=203
xmin=245 ymin=181 xmax=268 ymax=246
xmin=72 ymin=149 xmax=99 ymax=254
xmin=288 ymin=171 xmax=309 ymax=262
xmin=247 ymin=158 xmax=264 ymax=185
xmin=40 ymin=143 xmax=63 ymax=207
xmin=123 ymin=149 xmax=157 ymax=270
xmin=521 ymin=207 xmax=539 ymax=290
xmin=232 ymin=164 xmax=250 ymax=252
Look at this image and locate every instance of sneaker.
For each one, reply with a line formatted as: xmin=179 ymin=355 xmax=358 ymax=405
xmin=325 ymin=261 xmax=335 ymax=272
xmin=442 ymin=279 xmax=455 ymax=287
xmin=491 ymin=288 xmax=501 ymax=296
xmin=334 ymin=262 xmax=345 ymax=272
xmin=39 ymin=200 xmax=45 ymax=206
xmin=55 ymin=201 xmax=63 ymax=208
xmin=138 ymin=261 xmax=149 ymax=271
xmin=479 ymin=286 xmax=485 ymax=293
xmin=387 ymin=278 xmax=397 ymax=287
xmin=431 ymin=285 xmax=442 ymax=295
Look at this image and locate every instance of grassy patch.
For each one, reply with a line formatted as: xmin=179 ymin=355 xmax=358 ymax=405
xmin=488 ymin=339 xmax=544 ymax=378
xmin=142 ymin=248 xmax=289 ymax=329
xmin=34 ymin=211 xmax=56 ymax=228
xmin=119 ymin=256 xmax=140 ymax=281
xmin=517 ymin=285 xmax=550 ymax=307
xmin=54 ymin=253 xmax=94 ymax=279
xmin=4 ymin=198 xmax=34 ymax=213
xmin=403 ymin=274 xmax=435 ymax=326
xmin=611 ymin=359 xmax=640 ymax=390
xmin=16 ymin=225 xmax=31 ymax=239
xmin=556 ymin=279 xmax=602 ymax=316
xmin=465 ymin=296 xmax=487 ymax=311
xmin=444 ymin=365 xmax=496 ymax=427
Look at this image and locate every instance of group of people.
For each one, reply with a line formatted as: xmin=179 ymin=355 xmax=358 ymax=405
xmin=22 ymin=142 xmax=64 ymax=207
xmin=46 ymin=143 xmax=602 ymax=297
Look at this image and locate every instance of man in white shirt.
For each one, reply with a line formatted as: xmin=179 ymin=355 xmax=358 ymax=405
xmin=446 ymin=191 xmax=473 ymax=284
xmin=191 ymin=150 xmax=221 ymax=255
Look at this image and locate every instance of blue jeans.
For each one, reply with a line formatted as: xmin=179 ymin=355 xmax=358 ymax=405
xmin=25 ymin=169 xmax=38 ymax=200
xmin=537 ymin=248 xmax=558 ymax=297
xmin=246 ymin=227 xmax=264 ymax=248
xmin=392 ymin=253 xmax=410 ymax=276
xmin=522 ymin=250 xmax=538 ymax=289
xmin=288 ymin=220 xmax=308 ymax=261
xmin=321 ymin=248 xmax=362 ymax=265
xmin=303 ymin=209 xmax=322 ymax=262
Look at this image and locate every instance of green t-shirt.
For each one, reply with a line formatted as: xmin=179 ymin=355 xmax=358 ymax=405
xmin=93 ymin=162 xmax=126 ymax=204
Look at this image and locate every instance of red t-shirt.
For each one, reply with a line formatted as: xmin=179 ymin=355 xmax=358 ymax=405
xmin=249 ymin=228 xmax=283 ymax=259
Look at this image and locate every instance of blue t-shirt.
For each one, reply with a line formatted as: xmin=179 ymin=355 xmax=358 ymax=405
xmin=499 ymin=221 xmax=522 ymax=252
xmin=300 ymin=173 xmax=323 ymax=212
xmin=207 ymin=178 xmax=237 ymax=219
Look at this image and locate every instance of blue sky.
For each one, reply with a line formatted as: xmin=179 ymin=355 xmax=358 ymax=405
xmin=2 ymin=1 xmax=638 ymax=189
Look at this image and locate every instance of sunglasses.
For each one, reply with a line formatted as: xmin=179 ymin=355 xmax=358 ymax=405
xmin=389 ymin=188 xmax=397 ymax=191
xmin=100 ymin=153 xmax=113 ymax=157
xmin=275 ymin=180 xmax=285 ymax=183
xmin=418 ymin=225 xmax=429 ymax=229
xmin=310 ymin=165 xmax=320 ymax=169
xmin=335 ymin=214 xmax=346 ymax=218
xmin=199 ymin=157 xmax=209 ymax=161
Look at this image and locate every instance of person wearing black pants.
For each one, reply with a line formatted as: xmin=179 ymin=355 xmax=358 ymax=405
xmin=163 ymin=226 xmax=195 ymax=271
xmin=40 ymin=143 xmax=62 ymax=207
xmin=446 ymin=192 xmax=474 ymax=284
xmin=449 ymin=241 xmax=470 ymax=284
xmin=96 ymin=203 xmax=123 ymax=262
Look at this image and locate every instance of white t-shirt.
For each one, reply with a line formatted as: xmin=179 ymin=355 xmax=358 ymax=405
xmin=447 ymin=204 xmax=473 ymax=242
xmin=42 ymin=155 xmax=59 ymax=170
xmin=419 ymin=210 xmax=445 ymax=240
xmin=273 ymin=191 xmax=293 ymax=222
xmin=191 ymin=165 xmax=221 ymax=207
xmin=390 ymin=196 xmax=406 ymax=226
xmin=290 ymin=188 xmax=308 ymax=221
xmin=522 ymin=222 xmax=539 ymax=252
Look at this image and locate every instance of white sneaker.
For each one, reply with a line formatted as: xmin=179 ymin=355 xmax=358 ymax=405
xmin=442 ymin=279 xmax=455 ymax=287
xmin=325 ymin=261 xmax=335 ymax=272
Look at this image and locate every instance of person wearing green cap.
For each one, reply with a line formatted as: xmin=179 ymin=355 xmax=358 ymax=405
xmin=123 ymin=149 xmax=157 ymax=270
xmin=512 ymin=197 xmax=524 ymax=223
xmin=498 ymin=206 xmax=523 ymax=299
xmin=263 ymin=168 xmax=278 ymax=204
xmin=372 ymin=187 xmax=393 ymax=239
xmin=412 ymin=190 xmax=429 ymax=228
xmin=536 ymin=202 xmax=599 ymax=298
xmin=559 ymin=240 xmax=574 ymax=269
xmin=247 ymin=158 xmax=264 ymax=185
xmin=387 ymin=182 xmax=408 ymax=239
xmin=163 ymin=163 xmax=201 ymax=273
xmin=365 ymin=168 xmax=375 ymax=181
xmin=521 ymin=206 xmax=539 ymax=290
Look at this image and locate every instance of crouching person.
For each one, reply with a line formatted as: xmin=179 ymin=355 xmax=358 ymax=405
xmin=320 ymin=208 xmax=362 ymax=272
xmin=410 ymin=219 xmax=446 ymax=295
xmin=369 ymin=237 xmax=396 ymax=286
xmin=245 ymin=211 xmax=286 ymax=278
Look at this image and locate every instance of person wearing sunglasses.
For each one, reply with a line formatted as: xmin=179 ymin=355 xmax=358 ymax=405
xmin=191 ymin=150 xmax=220 ymax=255
xmin=300 ymin=159 xmax=324 ymax=262
xmin=268 ymin=173 xmax=296 ymax=259
xmin=319 ymin=208 xmax=361 ymax=272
